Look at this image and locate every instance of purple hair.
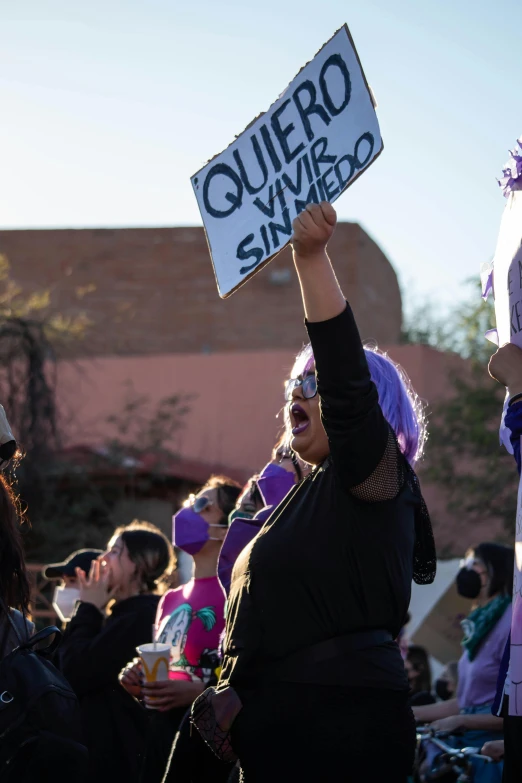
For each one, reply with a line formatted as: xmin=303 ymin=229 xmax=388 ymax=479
xmin=285 ymin=343 xmax=426 ymax=465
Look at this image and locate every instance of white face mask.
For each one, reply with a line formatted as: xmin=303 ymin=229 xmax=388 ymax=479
xmin=53 ymin=585 xmax=81 ymax=623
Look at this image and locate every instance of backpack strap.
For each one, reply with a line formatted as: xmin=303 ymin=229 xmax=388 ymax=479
xmin=18 ymin=626 xmax=62 ymax=655
xmin=0 ymin=598 xmax=61 ymax=656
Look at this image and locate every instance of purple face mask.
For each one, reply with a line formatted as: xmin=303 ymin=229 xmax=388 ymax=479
xmin=256 ymin=462 xmax=295 ymax=507
xmin=218 ymin=516 xmax=262 ymax=595
xmin=172 ymin=506 xmax=224 ymax=556
xmin=218 ymin=464 xmax=295 ymax=595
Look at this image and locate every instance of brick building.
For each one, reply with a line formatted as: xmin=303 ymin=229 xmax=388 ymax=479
xmin=0 ymin=223 xmax=402 ymax=356
xmin=0 ymin=223 xmax=496 ymax=557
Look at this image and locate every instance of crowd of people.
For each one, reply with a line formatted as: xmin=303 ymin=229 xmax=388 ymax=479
xmin=0 ymin=202 xmax=520 ymax=781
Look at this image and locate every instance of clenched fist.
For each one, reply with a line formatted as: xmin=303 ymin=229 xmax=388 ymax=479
xmin=292 ymin=202 xmax=337 ymax=259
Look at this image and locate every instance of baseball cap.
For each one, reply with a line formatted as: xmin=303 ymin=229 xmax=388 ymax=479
xmin=44 ymin=549 xmax=103 ymax=580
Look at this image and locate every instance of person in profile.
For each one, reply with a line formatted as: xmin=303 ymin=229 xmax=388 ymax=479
xmin=44 ymin=549 xmax=103 ymax=626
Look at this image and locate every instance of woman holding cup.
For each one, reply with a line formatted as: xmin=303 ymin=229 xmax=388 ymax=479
xmin=121 ymin=475 xmax=241 ymax=783
xmin=59 ymin=520 xmax=174 ymax=783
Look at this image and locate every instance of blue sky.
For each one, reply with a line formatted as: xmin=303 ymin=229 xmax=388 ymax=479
xmin=1 ymin=0 xmax=521 ymax=309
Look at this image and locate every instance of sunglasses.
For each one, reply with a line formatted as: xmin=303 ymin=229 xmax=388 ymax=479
xmin=191 ymin=495 xmax=214 ymax=514
xmin=284 ymin=374 xmax=318 ymax=402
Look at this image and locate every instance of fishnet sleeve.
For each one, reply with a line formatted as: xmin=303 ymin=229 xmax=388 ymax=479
xmin=349 ymin=427 xmax=437 ymax=585
xmin=349 ymin=427 xmax=404 ymax=503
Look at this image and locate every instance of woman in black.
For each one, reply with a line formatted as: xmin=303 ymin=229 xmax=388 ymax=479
xmin=59 ymin=521 xmax=175 ymax=783
xmin=218 ymin=202 xmax=436 ymax=782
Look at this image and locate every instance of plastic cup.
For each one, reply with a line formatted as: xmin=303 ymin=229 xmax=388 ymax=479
xmin=137 ymin=642 xmax=170 ymax=709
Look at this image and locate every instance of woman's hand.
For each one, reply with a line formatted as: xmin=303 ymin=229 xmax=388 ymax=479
xmin=76 ymin=560 xmax=116 ymax=612
xmin=430 ymin=715 xmax=465 ymax=734
xmin=489 ymin=343 xmax=522 ymax=393
xmin=141 ymin=679 xmax=204 ymax=712
xmin=119 ymin=659 xmax=143 ymax=699
xmin=292 ymin=202 xmax=337 ymax=260
xmin=481 ymin=740 xmax=504 ymax=761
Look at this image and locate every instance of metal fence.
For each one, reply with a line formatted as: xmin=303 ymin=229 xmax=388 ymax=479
xmin=27 ymin=564 xmax=58 ymax=624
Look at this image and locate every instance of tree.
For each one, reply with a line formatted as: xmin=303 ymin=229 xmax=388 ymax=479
xmin=402 ymin=281 xmax=518 ymax=541
xmin=0 ymin=254 xmax=193 ymax=562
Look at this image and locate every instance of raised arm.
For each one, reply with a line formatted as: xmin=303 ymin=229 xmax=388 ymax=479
xmin=291 ymin=202 xmax=345 ymax=323
xmin=291 ymin=203 xmax=390 ymax=489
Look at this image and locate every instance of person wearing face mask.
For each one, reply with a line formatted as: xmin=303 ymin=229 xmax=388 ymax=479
xmin=44 ymin=549 xmax=103 ymax=626
xmin=218 ymin=436 xmax=307 ymax=596
xmin=191 ymin=204 xmax=437 ymax=783
xmin=121 ymin=475 xmax=241 ymax=783
xmin=413 ymin=543 xmax=512 ymax=782
xmin=58 ymin=521 xmax=175 ymax=783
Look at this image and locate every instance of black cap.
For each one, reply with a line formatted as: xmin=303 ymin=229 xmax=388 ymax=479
xmin=43 ymin=549 xmax=104 ymax=580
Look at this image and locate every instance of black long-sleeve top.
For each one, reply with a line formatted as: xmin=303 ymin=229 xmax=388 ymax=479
xmin=219 ymin=304 xmax=434 ymax=692
xmin=59 ymin=595 xmax=159 ymax=783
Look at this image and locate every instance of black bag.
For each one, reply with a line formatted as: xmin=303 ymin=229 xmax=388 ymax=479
xmin=0 ymin=605 xmax=88 ymax=782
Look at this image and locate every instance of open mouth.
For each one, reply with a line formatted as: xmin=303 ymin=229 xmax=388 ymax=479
xmin=291 ymin=403 xmax=310 ymax=435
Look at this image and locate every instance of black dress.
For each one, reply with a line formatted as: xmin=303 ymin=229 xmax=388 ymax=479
xmin=219 ymin=304 xmax=436 ymax=782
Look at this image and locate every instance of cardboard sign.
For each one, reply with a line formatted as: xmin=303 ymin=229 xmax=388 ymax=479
xmin=191 ymin=25 xmax=383 ymax=298
xmin=492 ymin=192 xmax=522 ymax=351
xmin=491 ymin=189 xmax=522 ymax=714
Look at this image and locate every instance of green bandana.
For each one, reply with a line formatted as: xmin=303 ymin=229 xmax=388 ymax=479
xmin=461 ymin=594 xmax=511 ymax=661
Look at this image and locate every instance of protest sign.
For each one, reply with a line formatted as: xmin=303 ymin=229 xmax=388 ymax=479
xmin=490 ymin=144 xmax=522 ymax=715
xmin=191 ymin=25 xmax=382 ymax=298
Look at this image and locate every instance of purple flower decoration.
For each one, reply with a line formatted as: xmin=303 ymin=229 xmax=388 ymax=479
xmin=498 ymin=137 xmax=522 ymax=197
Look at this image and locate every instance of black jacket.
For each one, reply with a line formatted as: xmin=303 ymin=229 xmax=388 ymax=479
xmin=59 ymin=595 xmax=159 ymax=783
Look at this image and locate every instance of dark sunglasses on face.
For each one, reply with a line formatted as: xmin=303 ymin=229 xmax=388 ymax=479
xmin=284 ymin=374 xmax=318 ymax=402
xmin=191 ymin=495 xmax=214 ymax=514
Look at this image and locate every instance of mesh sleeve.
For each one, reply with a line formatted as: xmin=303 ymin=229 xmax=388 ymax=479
xmin=349 ymin=427 xmax=437 ymax=585
xmin=349 ymin=428 xmax=404 ymax=503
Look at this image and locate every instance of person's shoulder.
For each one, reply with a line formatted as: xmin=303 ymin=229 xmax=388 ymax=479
xmin=112 ymin=594 xmax=160 ymax=618
xmin=7 ymin=609 xmax=34 ymax=640
xmin=157 ymin=586 xmax=185 ymax=611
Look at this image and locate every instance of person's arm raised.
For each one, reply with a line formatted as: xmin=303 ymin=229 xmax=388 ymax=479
xmin=292 ymin=202 xmax=346 ymax=323
xmin=291 ymin=202 xmax=391 ymax=492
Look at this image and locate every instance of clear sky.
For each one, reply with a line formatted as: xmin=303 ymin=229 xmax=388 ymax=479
xmin=1 ymin=0 xmax=521 ymax=308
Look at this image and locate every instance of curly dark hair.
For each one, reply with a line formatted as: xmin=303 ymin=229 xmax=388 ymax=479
xmin=0 ymin=473 xmax=30 ymax=612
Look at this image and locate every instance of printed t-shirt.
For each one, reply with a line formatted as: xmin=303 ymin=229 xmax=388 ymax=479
xmin=156 ymin=576 xmax=225 ymax=683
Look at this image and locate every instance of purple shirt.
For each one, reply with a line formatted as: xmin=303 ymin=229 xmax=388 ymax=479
xmin=457 ymin=604 xmax=512 ymax=708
